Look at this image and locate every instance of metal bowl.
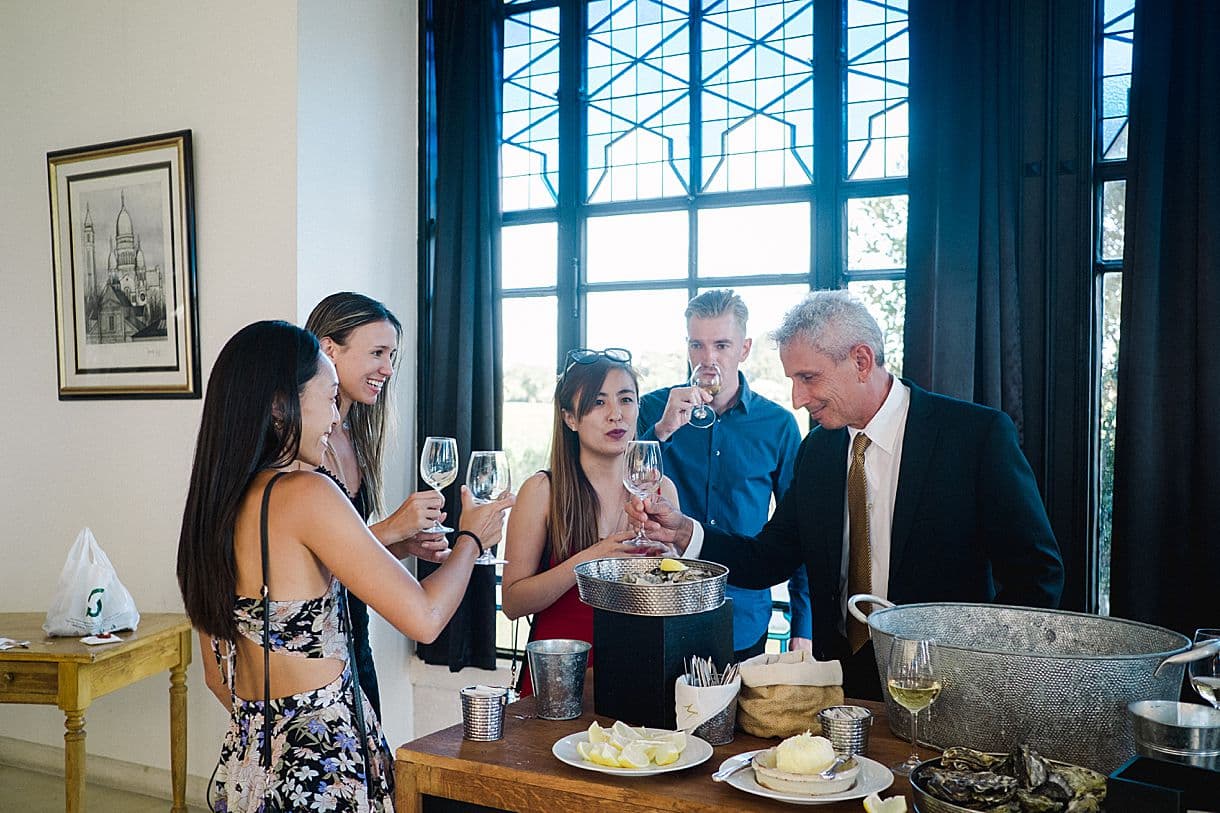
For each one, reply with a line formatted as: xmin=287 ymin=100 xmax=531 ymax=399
xmin=1128 ymin=700 xmax=1220 ymax=771
xmin=574 ymin=557 xmax=727 ymax=616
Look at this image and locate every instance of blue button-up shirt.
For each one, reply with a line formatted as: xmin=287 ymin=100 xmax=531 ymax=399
xmin=639 ymin=374 xmax=809 ymax=649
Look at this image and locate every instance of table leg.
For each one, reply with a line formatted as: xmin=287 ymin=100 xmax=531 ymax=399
xmin=170 ymin=661 xmax=188 ymax=813
xmin=64 ymin=708 xmax=86 ymax=813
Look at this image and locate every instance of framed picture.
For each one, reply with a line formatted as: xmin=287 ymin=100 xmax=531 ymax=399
xmin=47 ymin=130 xmax=199 ymax=399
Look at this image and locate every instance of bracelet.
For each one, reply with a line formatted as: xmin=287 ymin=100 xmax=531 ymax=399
xmin=454 ymin=530 xmax=485 ymax=557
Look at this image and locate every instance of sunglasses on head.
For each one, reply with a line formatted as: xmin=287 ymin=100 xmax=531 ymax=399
xmin=562 ymin=347 xmax=632 ymax=376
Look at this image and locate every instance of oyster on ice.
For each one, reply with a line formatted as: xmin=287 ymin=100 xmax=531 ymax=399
xmin=921 ymin=768 xmax=1018 ymax=806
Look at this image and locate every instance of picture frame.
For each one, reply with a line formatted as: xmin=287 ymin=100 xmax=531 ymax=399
xmin=47 ymin=130 xmax=199 ymax=399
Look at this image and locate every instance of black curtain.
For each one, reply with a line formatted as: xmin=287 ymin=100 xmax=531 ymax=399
xmin=416 ymin=0 xmax=504 ymax=671
xmin=1110 ymin=1 xmax=1220 ymax=635
xmin=904 ymin=0 xmax=1037 ymax=447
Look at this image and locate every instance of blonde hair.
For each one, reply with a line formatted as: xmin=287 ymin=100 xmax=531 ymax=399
xmin=305 ymin=292 xmax=403 ymax=517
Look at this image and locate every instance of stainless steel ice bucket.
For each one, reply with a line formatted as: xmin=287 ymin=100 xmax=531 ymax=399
xmin=849 ymin=595 xmax=1191 ymax=772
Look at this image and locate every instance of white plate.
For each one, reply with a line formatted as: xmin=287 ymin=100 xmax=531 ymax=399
xmin=552 ymin=728 xmax=714 ymax=776
xmin=721 ymin=751 xmax=894 ymax=805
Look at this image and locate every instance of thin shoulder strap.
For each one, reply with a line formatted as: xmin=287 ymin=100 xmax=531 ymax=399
xmin=259 ymin=471 xmax=289 ymax=775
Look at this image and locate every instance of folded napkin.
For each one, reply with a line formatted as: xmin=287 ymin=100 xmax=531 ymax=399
xmin=674 ymin=674 xmax=741 ymax=733
xmin=736 ymin=651 xmax=845 ymax=739
xmin=739 ymin=650 xmax=843 ymax=687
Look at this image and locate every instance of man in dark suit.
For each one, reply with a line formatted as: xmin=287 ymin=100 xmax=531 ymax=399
xmin=629 ymin=290 xmax=1064 ymax=699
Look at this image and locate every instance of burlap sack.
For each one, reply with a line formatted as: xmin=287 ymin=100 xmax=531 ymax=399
xmin=735 ymin=651 xmax=844 ymax=739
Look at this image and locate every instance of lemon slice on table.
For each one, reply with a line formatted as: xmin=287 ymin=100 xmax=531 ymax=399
xmin=659 ymin=558 xmax=688 ymax=572
xmin=617 ymin=741 xmax=653 ymax=769
xmin=863 ymin=793 xmax=908 ymax=813
xmin=588 ymin=721 xmax=610 ymax=744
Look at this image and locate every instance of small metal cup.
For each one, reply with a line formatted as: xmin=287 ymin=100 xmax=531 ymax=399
xmin=460 ymin=686 xmax=509 ymax=741
xmin=817 ymin=704 xmax=874 ymax=757
xmin=526 ymin=639 xmax=590 ymax=720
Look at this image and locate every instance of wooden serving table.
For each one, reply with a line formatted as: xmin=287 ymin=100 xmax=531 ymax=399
xmin=0 ymin=613 xmax=192 ymax=813
xmin=396 ymin=675 xmax=917 ymax=812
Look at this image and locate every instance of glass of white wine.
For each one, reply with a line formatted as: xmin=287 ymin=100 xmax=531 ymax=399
xmin=623 ymin=440 xmax=663 ymax=546
xmin=688 ymin=362 xmax=721 ymax=429
xmin=886 ymin=636 xmax=942 ymax=776
xmin=1190 ymin=628 xmax=1220 ymax=709
xmin=420 ymin=436 xmax=458 ymax=534
xmin=466 ymin=450 xmax=511 ymax=566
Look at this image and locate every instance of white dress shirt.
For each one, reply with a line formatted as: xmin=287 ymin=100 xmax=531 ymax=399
xmin=837 ymin=375 xmax=910 ymax=634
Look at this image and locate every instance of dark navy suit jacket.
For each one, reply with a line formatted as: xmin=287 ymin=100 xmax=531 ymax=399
xmin=699 ymin=379 xmax=1064 ymax=665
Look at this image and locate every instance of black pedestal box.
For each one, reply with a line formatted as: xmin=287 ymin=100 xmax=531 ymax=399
xmin=592 ymin=599 xmax=733 ymax=730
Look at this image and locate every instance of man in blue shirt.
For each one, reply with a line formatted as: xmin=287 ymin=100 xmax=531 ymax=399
xmin=638 ymin=289 xmax=810 ymax=661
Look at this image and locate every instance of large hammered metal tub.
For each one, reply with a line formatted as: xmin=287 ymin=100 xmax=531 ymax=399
xmin=848 ymin=595 xmax=1191 ymax=772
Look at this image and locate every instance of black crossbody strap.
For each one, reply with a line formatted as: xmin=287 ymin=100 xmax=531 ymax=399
xmin=343 ymin=589 xmax=374 ymax=796
xmin=259 ymin=472 xmax=289 ymax=775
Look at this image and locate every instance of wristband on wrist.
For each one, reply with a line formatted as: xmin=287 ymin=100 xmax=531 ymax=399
xmin=454 ymin=530 xmax=484 ymax=557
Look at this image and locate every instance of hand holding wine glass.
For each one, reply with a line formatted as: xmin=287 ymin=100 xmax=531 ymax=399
xmin=1190 ymin=628 xmax=1220 ymax=709
xmin=887 ymin=636 xmax=942 ymax=775
xmin=687 ymin=363 xmax=722 ymax=430
xmin=466 ymin=451 xmax=512 ymax=565
xmin=623 ymin=440 xmax=663 ymax=547
xmin=420 ymin=436 xmax=458 ymax=534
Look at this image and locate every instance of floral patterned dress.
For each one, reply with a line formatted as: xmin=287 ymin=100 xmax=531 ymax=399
xmin=209 ymin=579 xmax=395 ymax=812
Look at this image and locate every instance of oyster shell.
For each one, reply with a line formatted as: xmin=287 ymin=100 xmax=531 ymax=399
xmin=1014 ymin=745 xmax=1050 ymax=789
xmin=941 ymin=747 xmax=1013 ymax=774
xmin=1051 ymin=765 xmax=1107 ymax=797
xmin=1014 ymin=790 xmax=1064 ymax=813
xmin=1064 ymin=796 xmax=1102 ymax=813
xmin=922 ymin=768 xmax=1017 ymax=806
xmin=620 ymin=566 xmax=707 ymax=585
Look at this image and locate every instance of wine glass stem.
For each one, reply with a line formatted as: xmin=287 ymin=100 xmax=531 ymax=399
xmin=910 ymin=708 xmax=919 ymax=759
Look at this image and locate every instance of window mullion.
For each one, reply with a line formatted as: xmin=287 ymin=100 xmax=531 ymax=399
xmin=557 ymin=0 xmax=585 ymax=360
xmin=810 ymin=0 xmax=841 ymax=291
xmin=689 ymin=0 xmax=703 ymax=295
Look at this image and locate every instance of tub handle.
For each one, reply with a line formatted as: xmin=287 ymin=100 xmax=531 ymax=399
xmin=1154 ymin=638 xmax=1220 ymax=677
xmin=847 ymin=594 xmax=894 ymax=625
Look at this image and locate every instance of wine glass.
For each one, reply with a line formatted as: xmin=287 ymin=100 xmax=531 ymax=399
xmin=622 ymin=440 xmax=663 ymax=546
xmin=688 ymin=363 xmax=722 ymax=430
xmin=466 ymin=451 xmax=511 ymax=566
xmin=419 ymin=436 xmax=458 ymax=534
xmin=886 ymin=636 xmax=942 ymax=775
xmin=1189 ymin=628 xmax=1220 ymax=709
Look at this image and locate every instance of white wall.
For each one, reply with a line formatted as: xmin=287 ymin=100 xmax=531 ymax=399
xmin=0 ymin=0 xmax=419 ymax=800
xmin=297 ymin=0 xmax=419 ymax=751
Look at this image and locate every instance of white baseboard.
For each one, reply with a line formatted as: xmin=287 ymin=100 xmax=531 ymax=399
xmin=0 ymin=735 xmax=209 ymax=807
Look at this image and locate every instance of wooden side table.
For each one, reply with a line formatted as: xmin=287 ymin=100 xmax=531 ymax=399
xmin=0 ymin=613 xmax=192 ymax=812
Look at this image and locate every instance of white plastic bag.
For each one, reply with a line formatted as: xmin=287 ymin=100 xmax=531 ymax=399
xmin=43 ymin=528 xmax=141 ymax=636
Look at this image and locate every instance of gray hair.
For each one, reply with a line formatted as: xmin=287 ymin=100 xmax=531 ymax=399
xmin=772 ymin=289 xmax=886 ymax=367
xmin=685 ymin=289 xmax=748 ymax=335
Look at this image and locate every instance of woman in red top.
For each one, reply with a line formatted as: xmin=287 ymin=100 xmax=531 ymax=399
xmin=501 ymin=349 xmax=679 ymax=694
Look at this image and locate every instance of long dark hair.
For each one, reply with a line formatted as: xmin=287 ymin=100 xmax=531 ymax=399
xmin=547 ymin=357 xmax=639 ymax=563
xmin=305 ymin=292 xmax=403 ymax=517
xmin=177 ymin=320 xmax=321 ymax=640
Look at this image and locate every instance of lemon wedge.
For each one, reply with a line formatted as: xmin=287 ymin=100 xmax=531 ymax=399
xmin=577 ymin=741 xmax=595 ymax=761
xmin=588 ymin=721 xmax=610 ymax=744
xmin=659 ymin=557 xmax=688 ymax=572
xmin=611 ymin=720 xmax=645 ymax=742
xmin=652 ymin=742 xmax=681 ymax=765
xmin=659 ymin=731 xmax=687 ymax=752
xmin=588 ymin=743 xmax=622 ymax=767
xmin=862 ymin=793 xmax=907 ymax=813
xmin=617 ymin=741 xmax=653 ymax=769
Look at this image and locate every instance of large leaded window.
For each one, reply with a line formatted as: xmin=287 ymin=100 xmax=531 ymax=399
xmin=1093 ymin=0 xmax=1133 ymax=615
xmin=495 ymin=0 xmax=910 ymax=653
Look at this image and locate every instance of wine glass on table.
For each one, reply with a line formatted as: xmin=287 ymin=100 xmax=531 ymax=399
xmin=1189 ymin=628 xmax=1220 ymax=708
xmin=886 ymin=636 xmax=942 ymax=775
xmin=622 ymin=440 xmax=663 ymax=548
xmin=466 ymin=450 xmax=511 ymax=566
xmin=688 ymin=363 xmax=722 ymax=430
xmin=420 ymin=436 xmax=458 ymax=534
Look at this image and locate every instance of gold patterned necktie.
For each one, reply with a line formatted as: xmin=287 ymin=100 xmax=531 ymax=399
xmin=847 ymin=432 xmax=872 ymax=653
